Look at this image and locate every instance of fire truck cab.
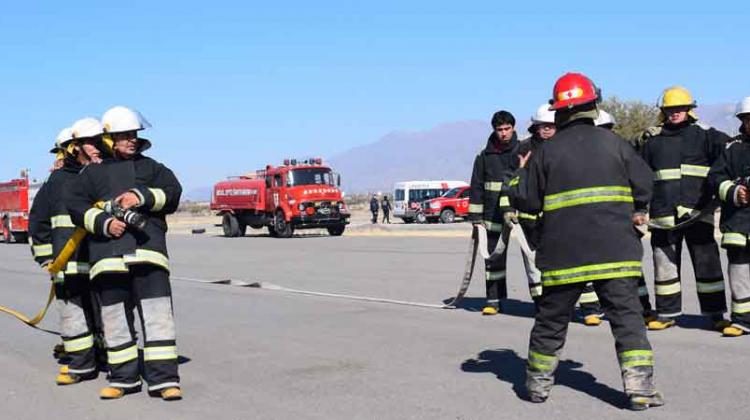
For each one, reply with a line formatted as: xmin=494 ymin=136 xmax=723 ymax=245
xmin=211 ymin=158 xmax=350 ymax=238
xmin=0 ymin=172 xmax=42 ymax=244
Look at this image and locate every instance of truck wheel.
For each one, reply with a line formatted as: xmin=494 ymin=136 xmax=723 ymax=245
xmin=273 ymin=211 xmax=294 ymax=238
xmin=12 ymin=232 xmax=28 ymax=243
xmin=416 ymin=212 xmax=426 ymax=224
xmin=2 ymin=220 xmax=11 ymax=244
xmin=327 ymin=225 xmax=346 ymax=236
xmin=402 ymin=217 xmax=413 ymax=224
xmin=440 ymin=209 xmax=456 ymax=224
xmin=222 ymin=213 xmax=240 ymax=237
xmin=268 ymin=225 xmax=277 ymax=237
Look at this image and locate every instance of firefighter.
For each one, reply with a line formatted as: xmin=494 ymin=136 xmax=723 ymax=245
xmin=65 ymin=106 xmax=183 ymax=400
xmin=516 ymin=104 xmax=554 ymax=307
xmin=469 ymin=110 xmax=520 ymax=315
xmin=707 ymin=96 xmax=750 ymax=337
xmin=594 ymin=110 xmax=656 ymax=323
xmin=516 ymin=105 xmax=604 ymax=326
xmin=508 ymin=73 xmax=663 ymax=410
xmin=640 ymin=86 xmax=731 ymax=331
xmin=381 ymin=195 xmax=392 ymax=224
xmin=29 ymin=123 xmax=103 ymax=385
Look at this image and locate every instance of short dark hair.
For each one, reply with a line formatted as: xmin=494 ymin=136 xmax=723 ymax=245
xmin=491 ymin=110 xmax=515 ymax=128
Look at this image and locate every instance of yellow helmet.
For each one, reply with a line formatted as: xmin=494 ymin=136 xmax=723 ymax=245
xmin=657 ymin=86 xmax=698 ymax=122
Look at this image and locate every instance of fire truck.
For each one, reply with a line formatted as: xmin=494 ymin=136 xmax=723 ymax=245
xmin=0 ymin=171 xmax=42 ymax=244
xmin=421 ymin=185 xmax=471 ymax=223
xmin=211 ymin=158 xmax=350 ymax=238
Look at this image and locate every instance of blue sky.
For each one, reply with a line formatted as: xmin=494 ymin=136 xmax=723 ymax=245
xmin=1 ymin=2 xmax=748 ymax=192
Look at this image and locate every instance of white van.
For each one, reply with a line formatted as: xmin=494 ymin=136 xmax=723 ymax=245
xmin=393 ymin=180 xmax=468 ymax=223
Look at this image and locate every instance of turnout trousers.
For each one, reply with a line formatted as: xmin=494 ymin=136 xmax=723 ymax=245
xmin=526 ymin=278 xmax=656 ymax=398
xmin=578 ymin=278 xmax=653 ymax=318
xmin=93 ymin=264 xmax=180 ymax=392
xmin=484 ymin=226 xmax=510 ymax=308
xmin=726 ymin=247 xmax=750 ymax=331
xmin=650 ymin=222 xmax=726 ymax=318
xmin=56 ymin=274 xmax=98 ymax=376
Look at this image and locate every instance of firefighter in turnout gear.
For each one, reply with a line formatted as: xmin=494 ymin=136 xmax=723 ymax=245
xmin=595 ymin=111 xmax=655 ymax=323
xmin=29 ymin=122 xmax=104 ymax=385
xmin=508 ymin=73 xmax=663 ymax=410
xmin=516 ymin=105 xmax=554 ymax=307
xmin=469 ymin=110 xmax=521 ymax=315
xmin=640 ymin=86 xmax=731 ymax=331
xmin=518 ymin=105 xmax=604 ymax=326
xmin=65 ymin=106 xmax=183 ymax=400
xmin=707 ymin=96 xmax=750 ymax=337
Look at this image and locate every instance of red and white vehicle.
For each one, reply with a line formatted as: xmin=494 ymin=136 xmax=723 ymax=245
xmin=0 ymin=172 xmax=42 ymax=244
xmin=392 ymin=180 xmax=468 ymax=223
xmin=421 ymin=185 xmax=471 ymax=223
xmin=211 ymin=158 xmax=350 ymax=238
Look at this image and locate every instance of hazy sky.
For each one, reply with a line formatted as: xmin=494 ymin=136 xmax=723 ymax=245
xmin=1 ymin=2 xmax=747 ymax=191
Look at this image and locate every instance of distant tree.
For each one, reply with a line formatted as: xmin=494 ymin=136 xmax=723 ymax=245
xmin=600 ymin=96 xmax=660 ymax=145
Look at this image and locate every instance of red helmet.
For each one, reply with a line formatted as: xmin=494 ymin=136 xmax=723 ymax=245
xmin=549 ymin=72 xmax=600 ymax=110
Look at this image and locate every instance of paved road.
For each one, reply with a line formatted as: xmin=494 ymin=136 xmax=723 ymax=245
xmin=1 ymin=233 xmax=747 ymax=420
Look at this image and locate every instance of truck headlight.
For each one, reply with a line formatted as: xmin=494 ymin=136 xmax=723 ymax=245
xmin=430 ymin=202 xmax=441 ymax=209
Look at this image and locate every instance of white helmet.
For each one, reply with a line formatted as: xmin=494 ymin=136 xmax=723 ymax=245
xmin=530 ymin=103 xmax=555 ymax=125
xmin=735 ymin=97 xmax=750 ymax=119
xmin=71 ymin=117 xmax=104 ymax=139
xmin=101 ymin=106 xmax=151 ymax=134
xmin=595 ymin=110 xmax=617 ymax=128
xmin=51 ymin=127 xmax=73 ymax=153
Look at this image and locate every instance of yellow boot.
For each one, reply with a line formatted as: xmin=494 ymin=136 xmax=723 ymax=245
xmin=722 ymin=326 xmax=745 ymax=337
xmin=583 ymin=315 xmax=602 ymax=326
xmin=100 ymin=387 xmax=126 ymax=400
xmin=160 ymin=387 xmax=183 ymax=401
xmin=56 ymin=373 xmax=78 ymax=386
xmin=647 ymin=318 xmax=676 ymax=330
xmin=482 ymin=306 xmax=499 ymax=316
xmin=59 ymin=365 xmax=69 ymax=374
xmin=56 ymin=371 xmax=96 ymax=386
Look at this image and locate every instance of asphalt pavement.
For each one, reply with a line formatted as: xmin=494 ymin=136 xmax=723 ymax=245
xmin=1 ymin=231 xmax=747 ymax=420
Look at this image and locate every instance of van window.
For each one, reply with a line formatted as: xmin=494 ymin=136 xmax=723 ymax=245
xmin=395 ymin=189 xmax=405 ymax=201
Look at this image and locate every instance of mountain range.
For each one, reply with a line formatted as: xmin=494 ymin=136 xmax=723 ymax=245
xmin=183 ymin=103 xmax=740 ymax=200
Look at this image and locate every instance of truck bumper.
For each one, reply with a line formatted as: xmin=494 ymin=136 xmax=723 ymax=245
xmin=291 ymin=214 xmax=350 ymax=229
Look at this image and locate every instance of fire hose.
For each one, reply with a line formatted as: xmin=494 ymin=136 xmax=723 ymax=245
xmin=443 ymin=221 xmax=535 ymax=309
xmin=0 ymin=202 xmax=103 ymax=328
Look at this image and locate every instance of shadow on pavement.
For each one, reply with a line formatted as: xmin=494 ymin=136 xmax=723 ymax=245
xmin=460 ymin=348 xmax=626 ymax=409
xmin=443 ymin=297 xmax=536 ymax=319
xmin=675 ymin=314 xmax=715 ymax=331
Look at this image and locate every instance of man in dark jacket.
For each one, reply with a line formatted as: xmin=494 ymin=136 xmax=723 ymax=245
xmin=65 ymin=106 xmax=183 ymax=401
xmin=381 ymin=196 xmax=392 ymax=224
xmin=509 ymin=73 xmax=662 ymax=410
xmin=370 ymin=195 xmax=379 ymax=224
xmin=469 ymin=110 xmax=521 ymax=315
xmin=29 ymin=124 xmax=103 ymax=385
xmin=708 ymin=96 xmax=750 ymax=337
xmin=640 ymin=86 xmax=731 ymax=331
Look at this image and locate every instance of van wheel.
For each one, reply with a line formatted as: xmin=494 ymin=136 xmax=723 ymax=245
xmin=440 ymin=209 xmax=456 ymax=224
xmin=222 ymin=213 xmax=240 ymax=237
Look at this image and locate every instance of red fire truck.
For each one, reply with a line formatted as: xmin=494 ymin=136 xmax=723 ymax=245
xmin=0 ymin=172 xmax=42 ymax=244
xmin=421 ymin=185 xmax=471 ymax=223
xmin=211 ymin=158 xmax=350 ymax=238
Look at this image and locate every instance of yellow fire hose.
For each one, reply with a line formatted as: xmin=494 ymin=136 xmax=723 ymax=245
xmin=0 ymin=202 xmax=102 ymax=328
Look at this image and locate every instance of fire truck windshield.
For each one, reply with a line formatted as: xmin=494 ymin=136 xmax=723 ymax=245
xmin=287 ymin=168 xmax=335 ymax=187
xmin=441 ymin=188 xmax=461 ymax=198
